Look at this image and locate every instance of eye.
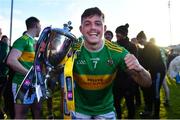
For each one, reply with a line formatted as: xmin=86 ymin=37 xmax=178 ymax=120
xmin=95 ymin=22 xmax=102 ymax=26
xmin=84 ymin=22 xmax=90 ymax=27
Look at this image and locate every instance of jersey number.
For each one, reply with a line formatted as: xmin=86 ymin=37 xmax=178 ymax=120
xmin=92 ymin=60 xmax=98 ymax=69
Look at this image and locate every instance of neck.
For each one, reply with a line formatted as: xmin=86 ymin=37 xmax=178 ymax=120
xmin=84 ymin=40 xmax=103 ymax=52
xmin=26 ymin=30 xmax=36 ymax=38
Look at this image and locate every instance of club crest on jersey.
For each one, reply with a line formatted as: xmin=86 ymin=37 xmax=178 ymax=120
xmin=107 ymin=58 xmax=114 ymax=66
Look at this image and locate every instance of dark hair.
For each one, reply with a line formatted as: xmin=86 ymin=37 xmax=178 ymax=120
xmin=22 ymin=31 xmax=27 ymax=35
xmin=1 ymin=35 xmax=8 ymax=41
xmin=136 ymin=31 xmax=146 ymax=40
xmin=25 ymin=16 xmax=40 ymax=30
xmin=1 ymin=35 xmax=8 ymax=43
xmin=105 ymin=30 xmax=113 ymax=37
xmin=115 ymin=23 xmax=129 ymax=36
xmin=81 ymin=7 xmax=104 ymax=23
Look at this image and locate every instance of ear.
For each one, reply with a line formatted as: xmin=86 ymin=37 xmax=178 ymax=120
xmin=35 ymin=24 xmax=38 ymax=28
xmin=79 ymin=25 xmax=82 ymax=33
xmin=104 ymin=25 xmax=107 ymax=32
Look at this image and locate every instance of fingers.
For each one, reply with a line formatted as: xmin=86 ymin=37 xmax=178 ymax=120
xmin=125 ymin=54 xmax=142 ymax=71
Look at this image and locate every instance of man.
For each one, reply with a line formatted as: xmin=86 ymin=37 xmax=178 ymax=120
xmin=136 ymin=31 xmax=165 ymax=119
xmin=71 ymin=7 xmax=151 ymax=119
xmin=113 ymin=23 xmax=140 ymax=119
xmin=0 ymin=35 xmax=10 ymax=119
xmin=7 ymin=16 xmax=41 ymax=119
xmin=149 ymin=38 xmax=170 ymax=106
xmin=0 ymin=35 xmax=15 ymax=119
xmin=104 ymin=30 xmax=113 ymax=41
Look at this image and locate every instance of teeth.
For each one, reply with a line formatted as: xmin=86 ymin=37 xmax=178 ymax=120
xmin=90 ymin=33 xmax=97 ymax=36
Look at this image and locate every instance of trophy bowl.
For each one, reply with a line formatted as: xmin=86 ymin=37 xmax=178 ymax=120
xmin=44 ymin=27 xmax=76 ymax=68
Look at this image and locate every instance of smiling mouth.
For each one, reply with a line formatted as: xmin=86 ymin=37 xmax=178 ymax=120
xmin=89 ymin=32 xmax=98 ymax=37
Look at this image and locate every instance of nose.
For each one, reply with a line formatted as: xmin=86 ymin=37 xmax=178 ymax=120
xmin=90 ymin=23 xmax=97 ymax=30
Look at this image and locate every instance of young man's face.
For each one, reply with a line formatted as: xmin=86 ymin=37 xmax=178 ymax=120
xmin=104 ymin=32 xmax=113 ymax=41
xmin=137 ymin=38 xmax=146 ymax=45
xmin=35 ymin=22 xmax=41 ymax=37
xmin=80 ymin=15 xmax=106 ymax=44
xmin=116 ymin=33 xmax=124 ymax=41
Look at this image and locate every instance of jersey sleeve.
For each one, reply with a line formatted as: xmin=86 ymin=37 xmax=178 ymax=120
xmin=118 ymin=47 xmax=129 ymax=71
xmin=13 ymin=36 xmax=28 ymax=52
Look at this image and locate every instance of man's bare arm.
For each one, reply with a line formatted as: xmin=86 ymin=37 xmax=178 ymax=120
xmin=7 ymin=48 xmax=28 ymax=75
xmin=125 ymin=54 xmax=152 ymax=87
xmin=126 ymin=68 xmax=151 ymax=87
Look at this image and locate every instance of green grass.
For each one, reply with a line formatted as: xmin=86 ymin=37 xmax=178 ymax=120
xmin=32 ymin=77 xmax=180 ymax=119
xmin=157 ymin=77 xmax=180 ymax=119
xmin=120 ymin=76 xmax=180 ymax=119
xmin=161 ymin=77 xmax=180 ymax=119
xmin=2 ymin=75 xmax=179 ymax=119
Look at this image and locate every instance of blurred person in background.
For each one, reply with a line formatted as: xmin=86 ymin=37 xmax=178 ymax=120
xmin=137 ymin=31 xmax=166 ymax=119
xmin=149 ymin=38 xmax=170 ymax=107
xmin=104 ymin=30 xmax=113 ymax=41
xmin=0 ymin=35 xmax=10 ymax=119
xmin=113 ymin=23 xmax=140 ymax=119
xmin=7 ymin=16 xmax=41 ymax=119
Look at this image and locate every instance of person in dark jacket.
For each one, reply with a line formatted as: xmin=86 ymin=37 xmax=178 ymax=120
xmin=0 ymin=35 xmax=10 ymax=119
xmin=113 ymin=23 xmax=140 ymax=119
xmin=137 ymin=31 xmax=166 ymax=119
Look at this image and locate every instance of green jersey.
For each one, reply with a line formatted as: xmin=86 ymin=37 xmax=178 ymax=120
xmin=12 ymin=34 xmax=35 ymax=84
xmin=73 ymin=40 xmax=129 ymax=115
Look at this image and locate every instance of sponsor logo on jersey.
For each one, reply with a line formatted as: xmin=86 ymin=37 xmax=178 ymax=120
xmin=74 ymin=72 xmax=117 ymax=90
xmin=77 ymin=60 xmax=86 ymax=65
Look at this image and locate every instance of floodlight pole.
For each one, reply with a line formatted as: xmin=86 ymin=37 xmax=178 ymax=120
xmin=168 ymin=0 xmax=172 ymax=46
xmin=9 ymin=0 xmax=14 ymax=46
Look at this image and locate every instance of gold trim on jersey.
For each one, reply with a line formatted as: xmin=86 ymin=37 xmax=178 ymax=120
xmin=22 ymin=34 xmax=30 ymax=40
xmin=19 ymin=51 xmax=35 ymax=62
xmin=74 ymin=72 xmax=117 ymax=90
xmin=105 ymin=40 xmax=123 ymax=53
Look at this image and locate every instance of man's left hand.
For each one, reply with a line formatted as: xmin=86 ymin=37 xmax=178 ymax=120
xmin=124 ymin=54 xmax=143 ymax=72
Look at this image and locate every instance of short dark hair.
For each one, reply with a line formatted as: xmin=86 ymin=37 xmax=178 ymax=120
xmin=1 ymin=35 xmax=8 ymax=40
xmin=136 ymin=31 xmax=146 ymax=40
xmin=115 ymin=23 xmax=129 ymax=36
xmin=81 ymin=7 xmax=104 ymax=23
xmin=1 ymin=35 xmax=8 ymax=43
xmin=105 ymin=30 xmax=113 ymax=37
xmin=25 ymin=16 xmax=40 ymax=30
